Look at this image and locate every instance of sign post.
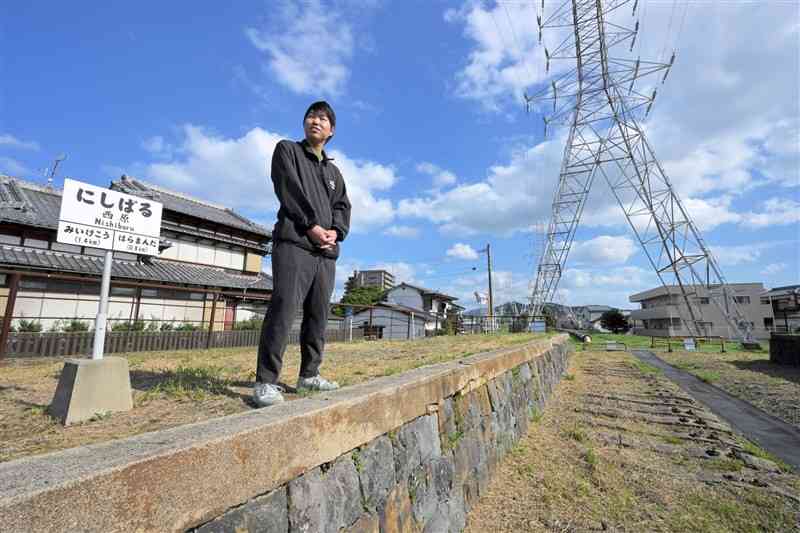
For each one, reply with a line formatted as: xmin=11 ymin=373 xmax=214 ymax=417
xmin=49 ymin=179 xmax=163 ymax=424
xmin=57 ymin=178 xmax=163 ymax=358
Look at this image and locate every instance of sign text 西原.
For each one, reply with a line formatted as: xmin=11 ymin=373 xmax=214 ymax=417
xmin=57 ymin=179 xmax=163 ymax=256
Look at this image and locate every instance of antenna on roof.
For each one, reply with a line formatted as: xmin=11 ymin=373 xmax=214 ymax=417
xmin=47 ymin=154 xmax=67 ymax=189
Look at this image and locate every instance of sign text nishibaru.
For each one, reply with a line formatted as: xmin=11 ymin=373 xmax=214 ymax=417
xmin=57 ymin=179 xmax=163 ymax=256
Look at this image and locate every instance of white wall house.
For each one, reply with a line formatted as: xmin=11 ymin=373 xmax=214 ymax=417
xmin=384 ymin=283 xmax=459 ymax=332
xmin=352 ymin=303 xmax=430 ymax=340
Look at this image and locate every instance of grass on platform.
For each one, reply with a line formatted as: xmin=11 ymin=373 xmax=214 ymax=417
xmin=0 ymin=332 xmax=552 ymax=463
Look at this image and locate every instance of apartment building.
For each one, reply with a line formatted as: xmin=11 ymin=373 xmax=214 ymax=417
xmin=629 ymin=283 xmax=774 ymax=340
xmin=344 ymin=269 xmax=396 ymax=292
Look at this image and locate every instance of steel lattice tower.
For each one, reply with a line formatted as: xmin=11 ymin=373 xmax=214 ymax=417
xmin=528 ymin=0 xmax=755 ymax=342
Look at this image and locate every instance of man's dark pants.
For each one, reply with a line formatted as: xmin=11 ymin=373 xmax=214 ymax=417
xmin=256 ymin=240 xmax=336 ymax=385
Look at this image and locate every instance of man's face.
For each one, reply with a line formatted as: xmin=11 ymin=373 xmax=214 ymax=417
xmin=303 ymin=111 xmax=334 ymax=146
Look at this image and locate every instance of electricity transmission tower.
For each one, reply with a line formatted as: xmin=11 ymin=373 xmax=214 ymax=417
xmin=527 ymin=0 xmax=755 ymax=342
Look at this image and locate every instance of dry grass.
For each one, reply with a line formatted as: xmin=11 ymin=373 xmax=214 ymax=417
xmin=0 ymin=333 xmax=548 ymax=463
xmin=660 ymin=348 xmax=800 ymax=429
xmin=466 ymin=350 xmax=800 ymax=533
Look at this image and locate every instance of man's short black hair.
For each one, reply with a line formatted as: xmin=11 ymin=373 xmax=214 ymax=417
xmin=304 ymin=101 xmax=336 ymax=129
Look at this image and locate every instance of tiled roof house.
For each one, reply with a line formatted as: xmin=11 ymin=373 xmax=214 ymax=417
xmin=0 ymin=175 xmax=273 ymax=344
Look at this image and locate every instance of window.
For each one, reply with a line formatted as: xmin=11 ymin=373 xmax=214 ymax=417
xmin=0 ymin=233 xmax=21 ymax=245
xmin=696 ymin=297 xmax=710 ymax=305
xmin=23 ymin=237 xmax=48 ymax=249
xmin=760 ymin=297 xmax=771 ymax=305
xmin=51 ymin=242 xmax=81 ymax=253
xmin=111 ymin=286 xmax=136 ymax=297
xmin=189 ymin=292 xmax=206 ymax=300
xmin=671 ymin=317 xmax=682 ymax=326
xmin=141 ymin=288 xmax=159 ymax=298
xmin=734 ymin=296 xmax=751 ymax=305
xmin=20 ymin=279 xmax=46 ymax=290
xmin=47 ymin=281 xmax=82 ymax=293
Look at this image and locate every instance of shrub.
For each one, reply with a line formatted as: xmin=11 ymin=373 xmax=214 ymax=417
xmin=175 ymin=323 xmax=200 ymax=331
xmin=145 ymin=316 xmax=160 ymax=332
xmin=16 ymin=319 xmax=43 ymax=333
xmin=111 ymin=319 xmax=146 ymax=332
xmin=160 ymin=320 xmax=175 ymax=331
xmin=62 ymin=319 xmax=90 ymax=333
xmin=233 ymin=317 xmax=263 ymax=330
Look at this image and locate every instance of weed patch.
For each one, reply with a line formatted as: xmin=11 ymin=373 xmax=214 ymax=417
xmin=138 ymin=365 xmax=231 ymax=403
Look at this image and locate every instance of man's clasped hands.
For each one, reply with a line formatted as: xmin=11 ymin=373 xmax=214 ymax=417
xmin=307 ymin=224 xmax=337 ymax=250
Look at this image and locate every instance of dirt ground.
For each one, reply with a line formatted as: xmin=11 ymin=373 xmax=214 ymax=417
xmin=466 ymin=349 xmax=800 ymax=533
xmin=0 ymin=333 xmax=548 ymax=463
xmin=658 ymin=348 xmax=800 ymax=430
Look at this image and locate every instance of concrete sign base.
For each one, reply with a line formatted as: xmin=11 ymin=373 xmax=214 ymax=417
xmin=49 ymin=357 xmax=134 ymax=425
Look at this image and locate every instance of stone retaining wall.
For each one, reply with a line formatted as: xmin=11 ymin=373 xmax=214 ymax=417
xmin=0 ymin=335 xmax=571 ymax=532
xmin=770 ymin=333 xmax=800 ymax=365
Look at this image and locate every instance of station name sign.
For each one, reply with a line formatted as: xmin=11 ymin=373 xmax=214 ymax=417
xmin=57 ymin=178 xmax=164 ymax=256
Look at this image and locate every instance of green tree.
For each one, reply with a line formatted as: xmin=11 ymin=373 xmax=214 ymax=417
xmin=600 ymin=309 xmax=629 ymax=333
xmin=540 ymin=307 xmax=556 ymax=330
xmin=334 ymin=286 xmax=385 ymax=316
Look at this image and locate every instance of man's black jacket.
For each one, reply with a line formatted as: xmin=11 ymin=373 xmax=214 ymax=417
xmin=270 ymin=139 xmax=351 ymax=259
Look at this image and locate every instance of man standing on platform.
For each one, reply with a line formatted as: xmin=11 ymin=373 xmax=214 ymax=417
xmin=254 ymin=101 xmax=351 ymax=407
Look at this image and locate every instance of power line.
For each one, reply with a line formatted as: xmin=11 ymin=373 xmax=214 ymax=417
xmin=660 ymin=0 xmax=679 ymax=62
xmin=502 ymin=2 xmax=538 ymax=85
xmin=489 ymin=3 xmax=529 ymax=104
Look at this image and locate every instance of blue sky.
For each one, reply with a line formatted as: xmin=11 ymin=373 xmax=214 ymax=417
xmin=1 ymin=0 xmax=798 ymax=309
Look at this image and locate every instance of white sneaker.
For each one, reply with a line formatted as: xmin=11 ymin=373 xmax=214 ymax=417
xmin=253 ymin=382 xmax=285 ymax=407
xmin=297 ymin=375 xmax=340 ymax=391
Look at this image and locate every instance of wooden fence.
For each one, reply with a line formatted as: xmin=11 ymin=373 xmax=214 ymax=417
xmin=5 ymin=327 xmax=363 ymax=358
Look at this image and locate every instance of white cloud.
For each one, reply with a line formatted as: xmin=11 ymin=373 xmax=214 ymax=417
xmin=0 ymin=134 xmax=39 ymax=151
xmin=327 ymin=149 xmax=397 ymax=230
xmin=570 ymin=235 xmax=638 ymax=265
xmin=140 ymin=125 xmax=396 ymax=233
xmin=446 ymin=243 xmax=479 ymax=260
xmin=761 ymin=262 xmax=787 ymax=276
xmin=709 ymin=244 xmax=762 ymax=266
xmin=398 ymin=139 xmax=565 ymax=236
xmin=558 ymin=266 xmax=659 ymax=309
xmin=245 ymin=0 xmax=359 ymax=96
xmin=709 ymin=240 xmax=793 ymax=268
xmin=742 ymin=198 xmax=800 ymax=228
xmin=442 ymin=268 xmax=527 ymax=308
xmin=681 ymin=196 xmax=743 ymax=231
xmin=438 ymin=0 xmax=799 ymax=242
xmin=141 ymin=135 xmax=170 ymax=156
xmin=0 ymin=156 xmax=32 ymax=176
xmin=445 ymin=1 xmax=554 ymax=111
xmin=417 ymin=162 xmax=457 ymax=189
xmin=371 ymin=262 xmax=418 ymax=285
xmin=383 ymin=225 xmax=420 ymax=238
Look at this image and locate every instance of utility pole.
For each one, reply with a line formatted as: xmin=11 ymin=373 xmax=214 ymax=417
xmin=483 ymin=244 xmax=494 ymax=331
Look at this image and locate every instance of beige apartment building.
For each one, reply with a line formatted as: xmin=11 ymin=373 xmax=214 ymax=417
xmin=629 ymin=283 xmax=775 ymax=340
xmin=344 ymin=269 xmax=396 ymax=292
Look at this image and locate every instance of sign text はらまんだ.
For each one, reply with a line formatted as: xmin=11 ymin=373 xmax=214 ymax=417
xmin=57 ymin=178 xmax=163 ymax=256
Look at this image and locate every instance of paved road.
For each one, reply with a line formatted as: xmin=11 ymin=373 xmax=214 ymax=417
xmin=631 ymin=350 xmax=800 ymax=471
